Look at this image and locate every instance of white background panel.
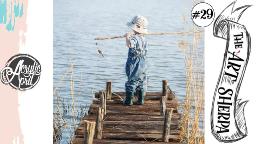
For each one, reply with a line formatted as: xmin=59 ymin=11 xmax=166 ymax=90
xmin=19 ymin=0 xmax=53 ymax=143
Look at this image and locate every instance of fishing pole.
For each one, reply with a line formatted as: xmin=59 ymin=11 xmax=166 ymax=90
xmin=95 ymin=30 xmax=200 ymax=57
xmin=94 ymin=30 xmax=202 ymax=40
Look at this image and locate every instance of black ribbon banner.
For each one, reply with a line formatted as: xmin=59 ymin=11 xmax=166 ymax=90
xmin=211 ymin=1 xmax=251 ymax=142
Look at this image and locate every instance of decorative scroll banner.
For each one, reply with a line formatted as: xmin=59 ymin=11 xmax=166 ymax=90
xmin=211 ymin=1 xmax=251 ymax=143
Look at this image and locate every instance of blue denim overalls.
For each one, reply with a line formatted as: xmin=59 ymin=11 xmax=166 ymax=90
xmin=124 ymin=34 xmax=147 ymax=105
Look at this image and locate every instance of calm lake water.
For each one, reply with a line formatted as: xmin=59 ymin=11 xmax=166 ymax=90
xmin=54 ymin=0 xmax=203 ymax=143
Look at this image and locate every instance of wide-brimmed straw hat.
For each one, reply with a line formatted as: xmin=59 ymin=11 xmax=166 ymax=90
xmin=127 ymin=15 xmax=148 ymax=34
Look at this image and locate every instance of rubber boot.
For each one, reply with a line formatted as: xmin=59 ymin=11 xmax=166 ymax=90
xmin=123 ymin=91 xmax=133 ymax=106
xmin=137 ymin=90 xmax=145 ymax=105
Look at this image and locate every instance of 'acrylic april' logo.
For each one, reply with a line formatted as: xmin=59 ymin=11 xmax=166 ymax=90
xmin=0 ymin=54 xmax=41 ymax=91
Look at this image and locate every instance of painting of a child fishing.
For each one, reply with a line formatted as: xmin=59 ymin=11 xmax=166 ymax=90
xmin=53 ymin=0 xmax=204 ymax=143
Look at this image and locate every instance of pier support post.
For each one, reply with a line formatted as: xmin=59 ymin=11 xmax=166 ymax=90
xmin=95 ymin=107 xmax=104 ymax=139
xmin=83 ymin=120 xmax=96 ymax=144
xmin=106 ymin=81 xmax=112 ymax=100
xmin=162 ymin=80 xmax=168 ymax=96
xmin=100 ymin=91 xmax=107 ymax=115
xmin=163 ymin=108 xmax=174 ymax=142
xmin=160 ymin=95 xmax=167 ymax=116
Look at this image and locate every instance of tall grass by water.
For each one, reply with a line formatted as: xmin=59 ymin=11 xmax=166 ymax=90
xmin=53 ymin=64 xmax=91 ymax=144
xmin=179 ymin=26 xmax=204 ymax=144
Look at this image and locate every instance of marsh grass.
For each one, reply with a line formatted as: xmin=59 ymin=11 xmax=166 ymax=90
xmin=179 ymin=26 xmax=204 ymax=144
xmin=53 ymin=63 xmax=90 ymax=144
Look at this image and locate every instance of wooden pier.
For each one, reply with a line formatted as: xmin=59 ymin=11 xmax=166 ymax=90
xmin=72 ymin=80 xmax=181 ymax=144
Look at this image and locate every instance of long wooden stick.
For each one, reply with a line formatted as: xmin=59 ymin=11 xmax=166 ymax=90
xmin=94 ymin=30 xmax=202 ymax=40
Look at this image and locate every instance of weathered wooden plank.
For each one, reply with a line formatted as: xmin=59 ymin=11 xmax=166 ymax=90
xmin=102 ymin=133 xmax=180 ymax=142
xmin=73 ymin=138 xmax=179 ymax=144
xmin=103 ymin=130 xmax=179 ymax=135
xmin=93 ymin=99 xmax=178 ymax=106
xmin=96 ymin=92 xmax=162 ymax=97
xmin=111 ymin=95 xmax=173 ymax=101
xmin=93 ymin=139 xmax=179 ymax=144
xmin=76 ymin=126 xmax=180 ymax=136
xmin=95 ymin=92 xmax=175 ymax=100
xmin=83 ymin=114 xmax=180 ymax=122
xmin=88 ymin=104 xmax=178 ymax=116
xmin=77 ymin=121 xmax=179 ymax=135
xmin=89 ymin=110 xmax=161 ymax=116
xmin=109 ymin=95 xmax=168 ymax=101
xmin=75 ymin=133 xmax=179 ymax=142
xmin=76 ymin=129 xmax=162 ymax=136
xmin=103 ymin=121 xmax=179 ymax=132
xmin=88 ymin=108 xmax=177 ymax=116
xmin=90 ymin=104 xmax=178 ymax=111
xmin=102 ymin=120 xmax=179 ymax=126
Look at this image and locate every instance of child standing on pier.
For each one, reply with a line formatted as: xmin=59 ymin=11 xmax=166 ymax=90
xmin=124 ymin=15 xmax=148 ymax=106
